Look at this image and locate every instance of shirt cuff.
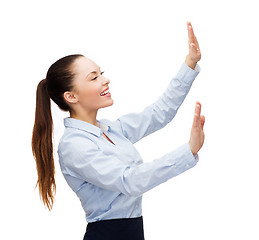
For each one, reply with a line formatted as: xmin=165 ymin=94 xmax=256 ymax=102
xmin=184 ymin=61 xmax=201 ymax=73
xmin=193 ymin=153 xmax=199 ymax=162
xmin=185 ymin=142 xmax=199 ymax=162
xmin=163 ymin=142 xmax=199 ymax=170
xmin=176 ymin=62 xmax=201 ymax=85
xmin=194 ymin=64 xmax=201 ymax=72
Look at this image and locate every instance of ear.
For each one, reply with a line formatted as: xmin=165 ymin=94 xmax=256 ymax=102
xmin=63 ymin=91 xmax=78 ymax=104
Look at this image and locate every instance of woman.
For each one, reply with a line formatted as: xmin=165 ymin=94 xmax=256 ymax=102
xmin=32 ymin=21 xmax=205 ymax=240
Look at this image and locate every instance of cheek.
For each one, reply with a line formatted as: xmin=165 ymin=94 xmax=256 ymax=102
xmin=86 ymin=89 xmax=100 ymax=99
xmin=79 ymin=85 xmax=101 ymax=104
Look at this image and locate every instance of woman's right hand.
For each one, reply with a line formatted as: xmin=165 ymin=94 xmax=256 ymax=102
xmin=189 ymin=101 xmax=205 ymax=155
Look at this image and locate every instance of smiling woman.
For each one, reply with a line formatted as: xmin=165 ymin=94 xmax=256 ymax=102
xmin=63 ymin=56 xmax=114 ymax=125
xmin=31 ymin=21 xmax=205 ymax=240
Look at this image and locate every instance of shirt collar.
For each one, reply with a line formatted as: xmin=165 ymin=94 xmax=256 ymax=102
xmin=64 ymin=117 xmax=110 ymax=137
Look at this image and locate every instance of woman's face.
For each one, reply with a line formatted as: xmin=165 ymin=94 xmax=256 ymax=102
xmin=69 ymin=56 xmax=114 ymax=112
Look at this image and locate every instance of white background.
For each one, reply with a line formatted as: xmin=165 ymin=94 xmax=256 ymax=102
xmin=1 ymin=0 xmax=259 ymax=239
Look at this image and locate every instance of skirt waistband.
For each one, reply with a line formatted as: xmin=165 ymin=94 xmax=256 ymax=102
xmin=88 ymin=216 xmax=143 ymax=225
xmin=84 ymin=216 xmax=145 ymax=240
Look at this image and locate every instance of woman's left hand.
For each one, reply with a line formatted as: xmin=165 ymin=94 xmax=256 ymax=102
xmin=185 ymin=21 xmax=201 ymax=69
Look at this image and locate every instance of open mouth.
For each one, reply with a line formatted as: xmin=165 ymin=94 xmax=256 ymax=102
xmin=100 ymin=88 xmax=110 ymax=96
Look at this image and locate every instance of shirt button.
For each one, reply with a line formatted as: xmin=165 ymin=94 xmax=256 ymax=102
xmin=186 ymin=164 xmax=190 ymax=168
xmin=136 ymin=204 xmax=139 ymax=208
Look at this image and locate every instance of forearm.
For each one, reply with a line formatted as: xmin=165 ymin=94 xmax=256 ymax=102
xmin=116 ymin=62 xmax=200 ymax=144
xmin=122 ymin=142 xmax=198 ymax=197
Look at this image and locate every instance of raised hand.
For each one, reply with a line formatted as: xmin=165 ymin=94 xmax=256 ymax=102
xmin=185 ymin=21 xmax=201 ymax=69
xmin=189 ymin=101 xmax=205 ymax=155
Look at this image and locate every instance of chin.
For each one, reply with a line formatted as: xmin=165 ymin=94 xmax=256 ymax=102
xmin=101 ymin=99 xmax=114 ymax=108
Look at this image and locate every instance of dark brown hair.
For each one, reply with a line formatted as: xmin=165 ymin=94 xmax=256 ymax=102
xmin=31 ymin=54 xmax=84 ymax=210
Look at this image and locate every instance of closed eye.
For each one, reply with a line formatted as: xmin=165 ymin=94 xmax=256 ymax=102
xmin=92 ymin=71 xmax=104 ymax=80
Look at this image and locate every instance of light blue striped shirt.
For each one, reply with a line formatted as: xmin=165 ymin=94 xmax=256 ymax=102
xmin=57 ymin=62 xmax=200 ymax=223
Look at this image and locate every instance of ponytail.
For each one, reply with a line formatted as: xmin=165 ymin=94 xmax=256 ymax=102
xmin=31 ymin=54 xmax=84 ymax=210
xmin=32 ymin=78 xmax=56 ymax=211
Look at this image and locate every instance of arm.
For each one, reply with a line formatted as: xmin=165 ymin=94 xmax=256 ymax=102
xmin=114 ymin=22 xmax=201 ymax=144
xmin=114 ymin=63 xmax=200 ymax=144
xmin=58 ymin=136 xmax=198 ymax=198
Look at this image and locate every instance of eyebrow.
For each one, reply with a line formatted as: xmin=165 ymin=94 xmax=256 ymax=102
xmin=86 ymin=66 xmax=101 ymax=79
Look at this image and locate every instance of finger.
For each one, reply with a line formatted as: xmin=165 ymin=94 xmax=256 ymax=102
xmin=200 ymin=115 xmax=205 ymax=130
xmin=194 ymin=36 xmax=199 ymax=46
xmin=192 ymin=113 xmax=199 ymax=129
xmin=195 ymin=101 xmax=201 ymax=116
xmin=190 ymin=43 xmax=196 ymax=48
xmin=187 ymin=22 xmax=195 ymax=45
xmin=194 ymin=36 xmax=200 ymax=50
xmin=192 ymin=102 xmax=201 ymax=129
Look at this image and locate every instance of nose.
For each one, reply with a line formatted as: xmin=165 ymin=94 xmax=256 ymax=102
xmin=103 ymin=76 xmax=110 ymax=85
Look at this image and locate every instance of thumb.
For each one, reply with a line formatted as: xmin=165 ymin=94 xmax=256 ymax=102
xmin=200 ymin=115 xmax=205 ymax=130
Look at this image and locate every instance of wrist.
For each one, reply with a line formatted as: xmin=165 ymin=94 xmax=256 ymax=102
xmin=185 ymin=55 xmax=197 ymax=70
xmin=188 ymin=141 xmax=197 ymax=156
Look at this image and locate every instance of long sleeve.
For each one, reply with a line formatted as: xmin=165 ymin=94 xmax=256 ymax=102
xmin=58 ymin=134 xmax=198 ymax=198
xmin=114 ymin=62 xmax=200 ymax=144
xmin=58 ymin=62 xmax=201 ymax=222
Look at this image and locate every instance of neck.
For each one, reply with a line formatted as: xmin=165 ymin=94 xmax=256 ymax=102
xmin=70 ymin=109 xmax=98 ymax=127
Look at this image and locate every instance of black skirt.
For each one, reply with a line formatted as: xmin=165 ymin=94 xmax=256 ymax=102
xmin=83 ymin=216 xmax=145 ymax=240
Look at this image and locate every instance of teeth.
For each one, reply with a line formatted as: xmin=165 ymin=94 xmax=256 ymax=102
xmin=100 ymin=89 xmax=110 ymax=96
